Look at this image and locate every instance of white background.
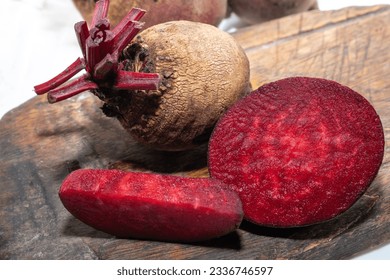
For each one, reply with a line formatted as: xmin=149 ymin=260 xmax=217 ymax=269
xmin=0 ymin=0 xmax=389 ymax=259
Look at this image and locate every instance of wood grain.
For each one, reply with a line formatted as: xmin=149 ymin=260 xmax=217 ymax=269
xmin=0 ymin=5 xmax=389 ymax=259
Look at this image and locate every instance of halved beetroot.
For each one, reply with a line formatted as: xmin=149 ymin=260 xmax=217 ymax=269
xmin=208 ymin=77 xmax=384 ymax=227
xmin=59 ymin=169 xmax=243 ymax=242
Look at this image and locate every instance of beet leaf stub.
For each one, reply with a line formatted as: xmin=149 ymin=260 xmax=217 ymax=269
xmin=33 ymin=0 xmax=160 ymax=103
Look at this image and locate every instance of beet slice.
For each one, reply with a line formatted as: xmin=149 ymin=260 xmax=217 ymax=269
xmin=59 ymin=169 xmax=243 ymax=242
xmin=208 ymin=77 xmax=384 ymax=227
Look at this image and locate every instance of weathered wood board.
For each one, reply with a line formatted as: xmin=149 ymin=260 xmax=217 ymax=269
xmin=0 ymin=5 xmax=389 ymax=259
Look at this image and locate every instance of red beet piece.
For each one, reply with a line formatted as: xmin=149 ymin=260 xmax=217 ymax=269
xmin=208 ymin=77 xmax=384 ymax=227
xmin=59 ymin=169 xmax=243 ymax=242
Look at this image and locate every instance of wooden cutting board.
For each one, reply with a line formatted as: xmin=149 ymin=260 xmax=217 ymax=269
xmin=1 ymin=5 xmax=389 ymax=260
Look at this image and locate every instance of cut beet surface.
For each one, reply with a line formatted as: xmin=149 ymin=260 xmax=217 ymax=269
xmin=208 ymin=77 xmax=384 ymax=227
xmin=59 ymin=169 xmax=243 ymax=242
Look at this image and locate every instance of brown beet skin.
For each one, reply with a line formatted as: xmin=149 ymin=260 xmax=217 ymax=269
xmin=59 ymin=169 xmax=243 ymax=242
xmin=208 ymin=77 xmax=384 ymax=227
xmin=103 ymin=21 xmax=250 ymax=151
xmin=72 ymin=0 xmax=228 ymax=29
xmin=228 ymin=0 xmax=317 ymax=24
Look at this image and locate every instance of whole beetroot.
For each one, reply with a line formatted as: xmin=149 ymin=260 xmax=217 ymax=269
xmin=72 ymin=0 xmax=228 ymax=29
xmin=228 ymin=0 xmax=318 ymax=24
xmin=35 ymin=1 xmax=250 ymax=151
xmin=109 ymin=21 xmax=250 ymax=150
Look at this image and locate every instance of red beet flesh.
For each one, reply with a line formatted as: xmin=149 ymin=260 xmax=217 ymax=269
xmin=59 ymin=169 xmax=243 ymax=241
xmin=208 ymin=77 xmax=384 ymax=227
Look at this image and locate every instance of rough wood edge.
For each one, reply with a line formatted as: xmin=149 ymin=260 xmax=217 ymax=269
xmin=232 ymin=5 xmax=390 ymax=50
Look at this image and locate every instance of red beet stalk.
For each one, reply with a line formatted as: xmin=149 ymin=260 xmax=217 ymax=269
xmin=47 ymin=74 xmax=98 ymax=103
xmin=34 ymin=0 xmax=161 ymax=103
xmin=34 ymin=58 xmax=85 ymax=95
xmin=90 ymin=0 xmax=110 ymax=28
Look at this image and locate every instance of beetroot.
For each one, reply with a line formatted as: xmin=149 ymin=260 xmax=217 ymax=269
xmin=59 ymin=169 xmax=243 ymax=241
xmin=34 ymin=0 xmax=250 ymax=151
xmin=72 ymin=0 xmax=228 ymax=29
xmin=228 ymin=0 xmax=318 ymax=24
xmin=208 ymin=77 xmax=384 ymax=227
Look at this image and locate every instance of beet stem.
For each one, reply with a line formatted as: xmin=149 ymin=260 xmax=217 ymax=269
xmin=119 ymin=7 xmax=146 ymax=23
xmin=34 ymin=58 xmax=85 ymax=95
xmin=90 ymin=0 xmax=110 ymax=28
xmin=86 ymin=21 xmax=113 ymax=74
xmin=112 ymin=21 xmax=144 ymax=55
xmin=114 ymin=71 xmax=161 ymax=91
xmin=93 ymin=53 xmax=118 ymax=80
xmin=47 ymin=74 xmax=98 ymax=103
xmin=74 ymin=21 xmax=89 ymax=59
xmin=112 ymin=8 xmax=146 ymax=38
xmin=33 ymin=2 xmax=160 ymax=103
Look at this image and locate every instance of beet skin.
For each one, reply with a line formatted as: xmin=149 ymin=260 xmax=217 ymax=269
xmin=59 ymin=169 xmax=243 ymax=242
xmin=208 ymin=77 xmax=384 ymax=227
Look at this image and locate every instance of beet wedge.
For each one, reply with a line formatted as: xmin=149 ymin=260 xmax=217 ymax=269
xmin=208 ymin=77 xmax=384 ymax=227
xmin=59 ymin=169 xmax=243 ymax=242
